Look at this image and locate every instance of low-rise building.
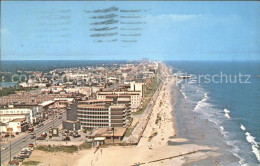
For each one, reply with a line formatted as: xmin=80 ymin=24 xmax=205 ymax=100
xmin=86 ymin=127 xmax=126 ymax=143
xmin=0 ymin=107 xmax=42 ymax=124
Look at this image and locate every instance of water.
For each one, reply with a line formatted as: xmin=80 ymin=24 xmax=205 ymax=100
xmin=166 ymin=61 xmax=260 ymax=166
xmin=0 ymin=82 xmax=17 ymax=87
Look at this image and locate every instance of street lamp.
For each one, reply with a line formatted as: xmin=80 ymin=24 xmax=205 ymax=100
xmin=112 ymin=127 xmax=115 ymax=143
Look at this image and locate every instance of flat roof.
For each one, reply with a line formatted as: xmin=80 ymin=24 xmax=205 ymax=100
xmin=9 ymin=118 xmax=25 ymax=122
xmin=97 ymin=91 xmax=141 ymax=94
xmin=78 ymin=105 xmax=107 ymax=109
xmin=80 ymin=99 xmax=113 ymax=103
xmin=0 ymin=108 xmax=31 ymax=111
xmin=117 ymin=98 xmax=131 ymax=101
xmin=39 ymin=100 xmax=55 ymax=107
xmin=88 ymin=127 xmax=126 ymax=137
xmin=0 ymin=114 xmax=28 ymax=116
xmin=54 ymin=98 xmax=74 ymax=102
xmin=94 ymin=137 xmax=106 ymax=141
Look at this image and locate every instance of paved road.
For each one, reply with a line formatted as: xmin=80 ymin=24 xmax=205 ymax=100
xmin=0 ymin=113 xmax=66 ymax=165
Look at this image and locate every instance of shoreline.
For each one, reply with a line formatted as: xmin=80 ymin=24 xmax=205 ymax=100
xmin=22 ymin=63 xmax=221 ymax=166
xmin=74 ymin=63 xmax=219 ymax=166
xmin=171 ymin=65 xmax=241 ymax=165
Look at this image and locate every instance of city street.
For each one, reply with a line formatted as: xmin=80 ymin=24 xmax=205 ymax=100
xmin=0 ymin=113 xmax=66 ymax=165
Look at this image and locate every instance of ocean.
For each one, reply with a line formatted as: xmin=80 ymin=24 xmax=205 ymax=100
xmin=166 ymin=61 xmax=260 ymax=165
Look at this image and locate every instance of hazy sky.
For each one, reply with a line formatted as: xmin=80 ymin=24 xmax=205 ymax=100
xmin=1 ymin=1 xmax=260 ymax=60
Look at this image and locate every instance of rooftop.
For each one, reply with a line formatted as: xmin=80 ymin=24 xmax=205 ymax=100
xmin=78 ymin=105 xmax=107 ymax=109
xmin=39 ymin=100 xmax=55 ymax=107
xmin=9 ymin=118 xmax=25 ymax=122
xmin=87 ymin=127 xmax=126 ymax=137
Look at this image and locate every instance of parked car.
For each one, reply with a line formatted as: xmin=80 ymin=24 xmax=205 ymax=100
xmin=21 ymin=154 xmax=30 ymax=158
xmin=11 ymin=135 xmax=15 ymax=138
xmin=28 ymin=127 xmax=34 ymax=133
xmin=36 ymin=137 xmax=45 ymax=140
xmin=16 ymin=155 xmax=26 ymax=160
xmin=22 ymin=138 xmax=27 ymax=142
xmin=63 ymin=137 xmax=71 ymax=141
xmin=28 ymin=143 xmax=34 ymax=147
xmin=41 ymin=132 xmax=47 ymax=137
xmin=21 ymin=151 xmax=31 ymax=156
xmin=73 ymin=134 xmax=81 ymax=138
xmin=31 ymin=135 xmax=36 ymax=139
xmin=8 ymin=160 xmax=19 ymax=165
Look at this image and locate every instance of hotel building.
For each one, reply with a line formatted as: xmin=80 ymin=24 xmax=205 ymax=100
xmin=77 ymin=102 xmax=130 ymax=129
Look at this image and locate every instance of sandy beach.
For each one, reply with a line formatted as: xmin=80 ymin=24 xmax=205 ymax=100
xmin=22 ymin=63 xmax=221 ymax=166
xmin=74 ymin=63 xmax=220 ymax=166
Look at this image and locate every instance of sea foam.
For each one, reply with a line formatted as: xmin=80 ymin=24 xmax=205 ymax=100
xmin=194 ymin=92 xmax=209 ymax=111
xmin=240 ymin=124 xmax=246 ymax=131
xmin=224 ymin=109 xmax=231 ymax=119
xmin=180 ymin=89 xmax=187 ymax=100
xmin=245 ymin=132 xmax=260 ymax=162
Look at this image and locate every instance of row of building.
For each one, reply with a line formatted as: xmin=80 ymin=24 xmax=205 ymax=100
xmin=1 ymin=61 xmax=159 ymax=136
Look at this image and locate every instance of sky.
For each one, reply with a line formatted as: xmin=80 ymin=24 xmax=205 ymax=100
xmin=1 ymin=1 xmax=260 ymax=61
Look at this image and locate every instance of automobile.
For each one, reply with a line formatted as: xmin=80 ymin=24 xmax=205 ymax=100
xmin=31 ymin=135 xmax=36 ymax=139
xmin=20 ymin=154 xmax=30 ymax=158
xmin=73 ymin=134 xmax=81 ymax=138
xmin=8 ymin=160 xmax=19 ymax=165
xmin=11 ymin=135 xmax=15 ymax=138
xmin=28 ymin=143 xmax=34 ymax=147
xmin=16 ymin=155 xmax=26 ymax=160
xmin=58 ymin=116 xmax=62 ymax=119
xmin=22 ymin=138 xmax=27 ymax=142
xmin=41 ymin=132 xmax=47 ymax=137
xmin=16 ymin=132 xmax=19 ymax=135
xmin=21 ymin=151 xmax=31 ymax=155
xmin=63 ymin=137 xmax=71 ymax=141
xmin=36 ymin=137 xmax=45 ymax=140
xmin=28 ymin=127 xmax=34 ymax=133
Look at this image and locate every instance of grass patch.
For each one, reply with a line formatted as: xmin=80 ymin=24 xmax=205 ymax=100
xmin=78 ymin=142 xmax=92 ymax=150
xmin=125 ymin=122 xmax=139 ymax=137
xmin=22 ymin=161 xmax=41 ymax=165
xmin=36 ymin=145 xmax=78 ymax=153
xmin=36 ymin=143 xmax=92 ymax=154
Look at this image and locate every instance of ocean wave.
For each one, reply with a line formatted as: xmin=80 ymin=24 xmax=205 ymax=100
xmin=220 ymin=126 xmax=224 ymax=131
xmin=180 ymin=90 xmax=187 ymax=100
xmin=240 ymin=124 xmax=246 ymax=131
xmin=194 ymin=92 xmax=209 ymax=111
xmin=180 ymin=86 xmax=187 ymax=100
xmin=245 ymin=132 xmax=260 ymax=162
xmin=224 ymin=108 xmax=231 ymax=119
